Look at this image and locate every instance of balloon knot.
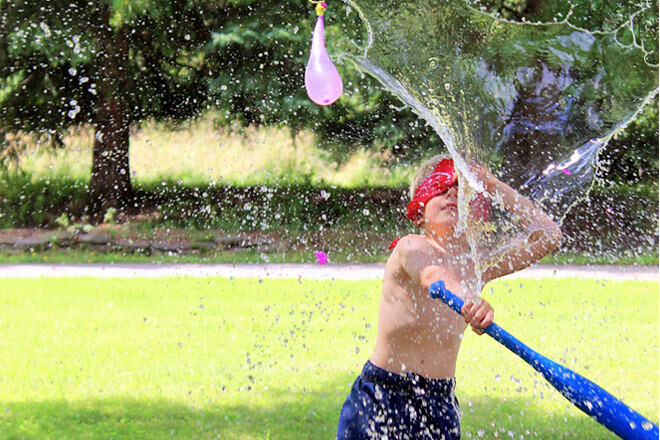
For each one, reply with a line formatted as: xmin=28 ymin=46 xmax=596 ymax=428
xmin=310 ymin=0 xmax=327 ymax=16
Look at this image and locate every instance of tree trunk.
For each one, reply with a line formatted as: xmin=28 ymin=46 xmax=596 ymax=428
xmin=87 ymin=3 xmax=132 ymax=220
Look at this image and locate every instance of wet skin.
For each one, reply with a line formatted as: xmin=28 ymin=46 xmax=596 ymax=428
xmin=371 ymin=183 xmax=492 ymax=378
xmin=370 ymin=168 xmax=561 ymax=379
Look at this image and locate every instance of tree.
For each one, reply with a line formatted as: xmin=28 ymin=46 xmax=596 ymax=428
xmin=474 ymin=0 xmax=658 ymax=185
xmin=205 ymin=0 xmax=658 ymax=175
xmin=0 ymin=0 xmax=220 ymax=218
xmin=0 ymin=0 xmax=441 ymax=221
xmin=0 ymin=0 xmax=655 ymax=223
xmin=203 ymin=0 xmax=443 ymax=163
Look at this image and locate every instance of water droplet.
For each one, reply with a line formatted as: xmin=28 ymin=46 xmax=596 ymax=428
xmin=39 ymin=22 xmax=51 ymax=37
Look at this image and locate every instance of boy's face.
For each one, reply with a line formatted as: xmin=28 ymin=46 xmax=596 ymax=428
xmin=422 ymin=182 xmax=459 ymax=233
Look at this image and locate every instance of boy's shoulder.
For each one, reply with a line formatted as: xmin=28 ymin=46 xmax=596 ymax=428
xmin=392 ymin=234 xmax=432 ymax=254
xmin=389 ymin=234 xmax=439 ymax=281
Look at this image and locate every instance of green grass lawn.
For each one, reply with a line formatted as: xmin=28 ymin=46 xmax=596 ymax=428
xmin=0 ymin=277 xmax=656 ymax=439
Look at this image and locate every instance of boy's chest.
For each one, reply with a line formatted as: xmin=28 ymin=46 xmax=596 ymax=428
xmin=436 ymin=258 xmax=480 ymax=298
xmin=411 ymin=273 xmax=467 ymax=322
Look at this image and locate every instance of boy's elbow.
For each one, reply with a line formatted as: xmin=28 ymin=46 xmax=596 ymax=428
xmin=544 ymin=223 xmax=562 ymax=252
xmin=551 ymin=224 xmax=563 ymax=249
xmin=528 ymin=223 xmax=562 ymax=253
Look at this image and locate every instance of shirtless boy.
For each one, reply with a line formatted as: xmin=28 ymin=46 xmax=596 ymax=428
xmin=336 ymin=155 xmax=562 ymax=439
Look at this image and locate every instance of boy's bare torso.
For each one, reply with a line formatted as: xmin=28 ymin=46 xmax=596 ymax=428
xmin=370 ymin=234 xmax=479 ymax=379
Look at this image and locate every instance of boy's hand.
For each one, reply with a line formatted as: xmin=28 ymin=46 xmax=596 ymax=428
xmin=469 ymin=162 xmax=495 ymax=191
xmin=461 ymin=296 xmax=494 ymax=335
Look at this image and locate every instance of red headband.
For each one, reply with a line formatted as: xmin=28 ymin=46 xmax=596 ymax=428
xmin=390 ymin=159 xmax=491 ymax=250
xmin=406 ymin=158 xmax=457 ymax=227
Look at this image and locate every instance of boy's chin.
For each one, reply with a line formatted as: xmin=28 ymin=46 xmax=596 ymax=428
xmin=433 ymin=216 xmax=459 ymax=227
xmin=428 ymin=222 xmax=457 ymax=236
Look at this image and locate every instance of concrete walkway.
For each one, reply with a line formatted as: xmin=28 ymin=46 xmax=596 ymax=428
xmin=0 ymin=263 xmax=657 ymax=281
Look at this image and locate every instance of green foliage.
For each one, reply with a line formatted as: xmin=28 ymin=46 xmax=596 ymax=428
xmin=600 ymin=97 xmax=659 ymax=184
xmin=0 ymin=0 xmax=656 ymax=182
xmin=103 ymin=207 xmax=117 ymax=224
xmin=137 ymin=180 xmax=405 ymax=233
xmin=459 ymin=0 xmax=659 ymax=184
xmin=0 ymin=1 xmax=220 ymax=134
xmin=204 ymin=0 xmax=658 ymax=173
xmin=202 ymin=0 xmax=442 ymax=163
xmin=54 ymin=213 xmax=71 ymax=228
xmin=0 ymin=0 xmax=443 ymax=169
xmin=0 ymin=172 xmax=87 ymax=228
xmin=0 ymin=173 xmax=655 ymax=259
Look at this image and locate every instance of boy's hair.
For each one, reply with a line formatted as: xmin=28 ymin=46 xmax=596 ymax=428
xmin=409 ymin=154 xmax=452 ymax=200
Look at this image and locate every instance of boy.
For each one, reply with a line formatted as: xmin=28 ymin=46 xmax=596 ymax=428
xmin=337 ymin=155 xmax=562 ymax=439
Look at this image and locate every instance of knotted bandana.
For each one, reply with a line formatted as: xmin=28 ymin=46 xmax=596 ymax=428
xmin=406 ymin=158 xmax=458 ymax=227
xmin=389 ymin=159 xmax=491 ymax=250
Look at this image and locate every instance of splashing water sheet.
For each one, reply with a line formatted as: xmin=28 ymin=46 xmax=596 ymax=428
xmin=341 ymin=0 xmax=658 ymax=281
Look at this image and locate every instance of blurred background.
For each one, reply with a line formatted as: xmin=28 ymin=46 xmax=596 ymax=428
xmin=0 ymin=0 xmax=657 ymax=264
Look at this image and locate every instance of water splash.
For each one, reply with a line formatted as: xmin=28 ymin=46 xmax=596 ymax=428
xmin=342 ymin=0 xmax=658 ymax=278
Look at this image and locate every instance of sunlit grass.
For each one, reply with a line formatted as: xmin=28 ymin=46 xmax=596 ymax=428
xmin=0 ymin=277 xmax=656 ymax=439
xmin=13 ymin=115 xmax=412 ymax=188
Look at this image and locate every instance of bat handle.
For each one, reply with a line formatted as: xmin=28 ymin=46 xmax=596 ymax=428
xmin=429 ymin=280 xmax=465 ymax=314
xmin=429 ymin=280 xmax=505 ymax=341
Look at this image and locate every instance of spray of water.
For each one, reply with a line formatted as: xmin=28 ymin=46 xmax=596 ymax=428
xmin=341 ymin=0 xmax=658 ymax=282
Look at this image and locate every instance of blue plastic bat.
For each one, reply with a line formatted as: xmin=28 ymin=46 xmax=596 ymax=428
xmin=429 ymin=280 xmax=659 ymax=440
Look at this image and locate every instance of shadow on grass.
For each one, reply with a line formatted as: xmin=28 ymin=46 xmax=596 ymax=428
xmin=1 ymin=370 xmax=643 ymax=440
xmin=457 ymin=395 xmax=624 ymax=440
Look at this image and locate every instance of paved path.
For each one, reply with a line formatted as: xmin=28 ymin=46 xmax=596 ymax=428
xmin=0 ymin=263 xmax=656 ymax=281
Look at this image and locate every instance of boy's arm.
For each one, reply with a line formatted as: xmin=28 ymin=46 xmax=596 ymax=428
xmin=475 ymin=165 xmax=563 ymax=284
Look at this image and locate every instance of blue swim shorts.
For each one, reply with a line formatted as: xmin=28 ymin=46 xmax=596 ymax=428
xmin=336 ymin=361 xmax=460 ymax=440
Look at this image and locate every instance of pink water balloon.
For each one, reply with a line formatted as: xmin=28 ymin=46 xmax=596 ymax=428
xmin=305 ymin=4 xmax=342 ymax=106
